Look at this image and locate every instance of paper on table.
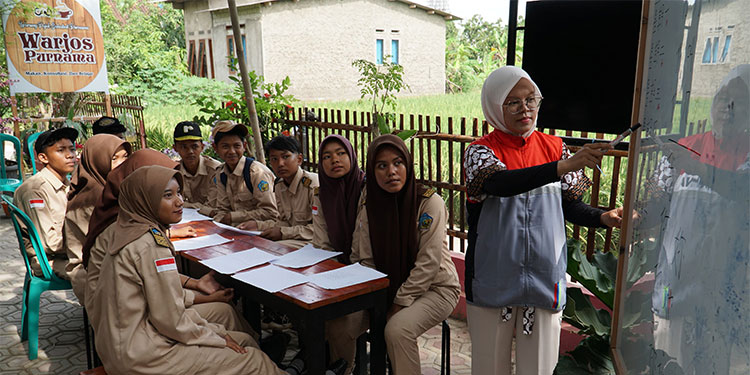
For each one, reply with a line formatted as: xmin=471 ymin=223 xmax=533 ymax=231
xmin=213 ymin=221 xmax=262 ymax=236
xmin=270 ymin=244 xmax=342 ymax=268
xmin=173 ymin=233 xmax=232 ymax=252
xmin=199 ymin=247 xmax=278 ymax=274
xmin=232 ymin=264 xmax=309 ymax=293
xmin=308 ymin=263 xmax=387 ymax=290
xmin=177 ymin=208 xmax=213 ymax=225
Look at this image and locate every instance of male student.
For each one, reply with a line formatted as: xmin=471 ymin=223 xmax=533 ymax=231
xmin=238 ymin=135 xmax=319 ymax=249
xmin=210 ymin=120 xmax=278 ymax=225
xmin=173 ymin=121 xmax=221 ymax=215
xmin=92 ymin=116 xmax=127 ymax=139
xmin=14 ymin=127 xmax=78 ymax=278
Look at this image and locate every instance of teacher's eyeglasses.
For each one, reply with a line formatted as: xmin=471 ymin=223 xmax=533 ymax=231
xmin=503 ymin=96 xmax=543 ymax=115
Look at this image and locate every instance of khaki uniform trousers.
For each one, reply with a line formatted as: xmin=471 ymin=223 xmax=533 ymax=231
xmin=327 ymin=288 xmax=457 ymax=375
xmin=467 ymin=304 xmax=562 ymax=375
xmin=192 ymin=302 xmax=260 ymax=345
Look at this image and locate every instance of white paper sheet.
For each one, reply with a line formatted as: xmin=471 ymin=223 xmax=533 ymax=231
xmin=232 ymin=265 xmax=309 ymax=293
xmin=270 ymin=244 xmax=342 ymax=268
xmin=173 ymin=233 xmax=232 ymax=252
xmin=308 ymin=263 xmax=387 ymax=290
xmin=177 ymin=208 xmax=214 ymax=225
xmin=199 ymin=248 xmax=278 ymax=275
xmin=213 ymin=221 xmax=262 ymax=236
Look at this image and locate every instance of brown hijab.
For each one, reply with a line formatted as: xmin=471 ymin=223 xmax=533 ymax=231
xmin=365 ymin=135 xmax=427 ymax=305
xmin=318 ymin=135 xmax=365 ymax=261
xmin=82 ymin=149 xmax=178 ymax=268
xmin=68 ymin=134 xmax=132 ymax=211
xmin=109 ymin=166 xmax=183 ymax=255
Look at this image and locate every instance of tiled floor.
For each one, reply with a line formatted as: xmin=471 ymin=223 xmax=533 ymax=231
xmin=0 ymin=217 xmax=472 ymax=374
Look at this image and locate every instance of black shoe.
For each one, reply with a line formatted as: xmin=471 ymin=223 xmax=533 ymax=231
xmin=260 ymin=331 xmax=290 ymax=366
xmin=285 ymin=350 xmax=305 ymax=375
xmin=326 ymin=358 xmax=347 ymax=375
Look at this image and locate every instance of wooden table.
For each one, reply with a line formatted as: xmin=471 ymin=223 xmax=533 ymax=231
xmin=171 ymin=220 xmax=389 ymax=375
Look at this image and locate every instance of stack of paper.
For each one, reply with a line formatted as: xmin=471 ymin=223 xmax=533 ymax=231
xmin=308 ymin=263 xmax=387 ymax=290
xmin=177 ymin=208 xmax=214 ymax=225
xmin=199 ymin=248 xmax=278 ymax=274
xmin=271 ymin=244 xmax=342 ymax=268
xmin=232 ymin=265 xmax=309 ymax=293
xmin=213 ymin=221 xmax=262 ymax=236
xmin=173 ymin=233 xmax=232 ymax=252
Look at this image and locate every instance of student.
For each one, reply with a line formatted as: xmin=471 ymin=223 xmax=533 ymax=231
xmin=14 ymin=127 xmax=78 ymax=279
xmin=237 ymin=135 xmax=318 ymax=249
xmin=172 ymin=121 xmax=221 ymax=215
xmin=92 ymin=116 xmax=128 ymax=139
xmin=310 ymin=135 xmax=364 ymax=260
xmin=463 ymin=66 xmax=622 ymax=374
xmin=82 ymin=149 xmax=251 ymax=338
xmin=210 ymin=120 xmax=278 ymax=226
xmin=86 ymin=165 xmax=285 ymax=375
xmin=64 ymin=134 xmax=132 ymax=302
xmin=326 ymin=135 xmax=460 ymax=374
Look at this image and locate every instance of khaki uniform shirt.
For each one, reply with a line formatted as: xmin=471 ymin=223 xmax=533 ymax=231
xmin=351 ymin=188 xmax=461 ymax=307
xmin=88 ymin=231 xmax=227 ymax=375
xmin=13 ymin=167 xmax=70 ymax=278
xmin=256 ymin=168 xmax=319 ymax=242
xmin=214 ymin=156 xmax=278 ymax=225
xmin=179 ymin=155 xmax=221 ymax=215
xmin=63 ymin=205 xmax=93 ymax=301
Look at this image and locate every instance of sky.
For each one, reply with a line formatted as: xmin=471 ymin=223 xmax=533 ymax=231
xmin=414 ymin=0 xmax=527 ymax=24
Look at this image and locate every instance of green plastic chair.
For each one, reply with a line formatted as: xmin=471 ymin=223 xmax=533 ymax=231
xmin=26 ymin=131 xmax=43 ymax=175
xmin=0 ymin=134 xmax=23 ymax=193
xmin=1 ymin=195 xmax=72 ymax=360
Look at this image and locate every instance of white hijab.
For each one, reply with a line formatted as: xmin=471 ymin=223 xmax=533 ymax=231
xmin=481 ymin=66 xmax=543 ymax=138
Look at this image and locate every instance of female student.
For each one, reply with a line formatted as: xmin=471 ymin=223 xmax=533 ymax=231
xmin=311 ymin=134 xmax=365 ymax=261
xmin=64 ymin=134 xmax=131 ymax=303
xmin=86 ymin=165 xmax=285 ymax=375
xmin=462 ymin=66 xmax=622 ymax=374
xmin=83 ymin=149 xmax=250 ymax=337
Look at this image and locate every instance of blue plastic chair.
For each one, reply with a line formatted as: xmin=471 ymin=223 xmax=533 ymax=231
xmin=26 ymin=131 xmax=43 ymax=175
xmin=1 ymin=194 xmax=72 ymax=360
xmin=0 ymin=134 xmax=24 ymax=193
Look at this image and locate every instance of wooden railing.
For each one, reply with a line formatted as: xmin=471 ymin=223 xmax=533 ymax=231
xmin=287 ymin=107 xmax=635 ymax=257
xmin=78 ymin=93 xmax=147 ymax=149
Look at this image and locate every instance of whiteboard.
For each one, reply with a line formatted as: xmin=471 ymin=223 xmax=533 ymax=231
xmin=614 ymin=0 xmax=750 ymax=374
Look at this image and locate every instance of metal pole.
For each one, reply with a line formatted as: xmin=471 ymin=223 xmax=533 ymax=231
xmin=507 ymin=0 xmax=518 ymax=66
xmin=227 ymin=0 xmax=266 ymax=164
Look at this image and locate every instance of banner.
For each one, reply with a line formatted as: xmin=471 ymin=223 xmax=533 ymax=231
xmin=2 ymin=0 xmax=108 ymax=94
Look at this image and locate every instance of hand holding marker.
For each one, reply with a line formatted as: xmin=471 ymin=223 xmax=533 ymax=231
xmin=590 ymin=123 xmax=641 ymax=174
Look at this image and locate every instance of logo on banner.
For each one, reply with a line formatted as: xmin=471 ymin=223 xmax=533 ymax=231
xmin=2 ymin=0 xmax=107 ymax=92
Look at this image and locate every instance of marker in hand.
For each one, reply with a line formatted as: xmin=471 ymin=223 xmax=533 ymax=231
xmin=610 ymin=123 xmax=642 ymax=147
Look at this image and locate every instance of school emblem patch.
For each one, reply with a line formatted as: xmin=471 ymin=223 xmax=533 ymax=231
xmin=418 ymin=213 xmax=433 ymax=231
xmin=150 ymin=228 xmax=171 ymax=248
xmin=258 ymin=180 xmax=270 ymax=192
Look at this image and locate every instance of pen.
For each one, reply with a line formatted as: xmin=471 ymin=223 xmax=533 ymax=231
xmin=589 ymin=139 xmax=604 ymax=174
xmin=610 ymin=123 xmax=642 ymax=147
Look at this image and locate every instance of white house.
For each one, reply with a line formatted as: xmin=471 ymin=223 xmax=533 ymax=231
xmin=165 ymin=0 xmax=458 ymax=101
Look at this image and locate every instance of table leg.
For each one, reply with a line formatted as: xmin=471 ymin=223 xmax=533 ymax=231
xmin=299 ymin=312 xmax=326 ymax=375
xmin=368 ymin=289 xmax=388 ymax=375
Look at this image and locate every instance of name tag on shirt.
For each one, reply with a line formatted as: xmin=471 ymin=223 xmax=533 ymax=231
xmin=154 ymin=257 xmax=177 ymax=273
xmin=29 ymin=199 xmax=45 ymax=209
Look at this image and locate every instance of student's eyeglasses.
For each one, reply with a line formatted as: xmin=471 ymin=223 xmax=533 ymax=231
xmin=503 ymin=96 xmax=543 ymax=115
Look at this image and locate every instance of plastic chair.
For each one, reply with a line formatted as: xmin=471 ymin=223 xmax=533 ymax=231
xmin=26 ymin=131 xmax=43 ymax=175
xmin=1 ymin=194 xmax=72 ymax=360
xmin=0 ymin=134 xmax=23 ymax=193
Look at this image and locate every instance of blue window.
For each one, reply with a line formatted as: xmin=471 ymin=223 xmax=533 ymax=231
xmin=702 ymin=38 xmax=712 ymax=64
xmin=376 ymin=39 xmax=384 ymax=64
xmin=711 ymin=36 xmax=719 ymax=63
xmin=720 ymin=35 xmax=732 ymax=63
xmin=391 ymin=40 xmax=399 ymax=64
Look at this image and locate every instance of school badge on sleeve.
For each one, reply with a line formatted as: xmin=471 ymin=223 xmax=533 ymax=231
xmin=418 ymin=213 xmax=433 ymax=230
xmin=258 ymin=180 xmax=270 ymax=192
xmin=154 ymin=257 xmax=177 ymax=273
xmin=150 ymin=228 xmax=171 ymax=248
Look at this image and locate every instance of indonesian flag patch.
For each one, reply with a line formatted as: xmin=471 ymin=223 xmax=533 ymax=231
xmin=29 ymin=199 xmax=45 ymax=209
xmin=154 ymin=257 xmax=177 ymax=273
xmin=312 ymin=205 xmax=318 ymax=215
